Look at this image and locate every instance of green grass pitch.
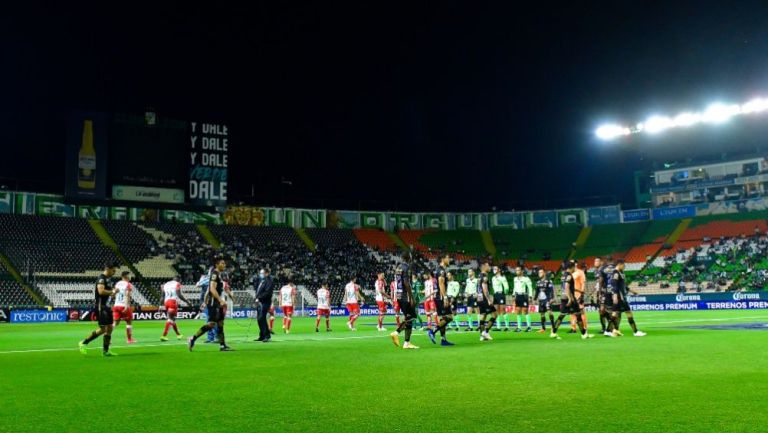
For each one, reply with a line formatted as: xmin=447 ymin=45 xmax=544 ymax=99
xmin=1 ymin=310 xmax=767 ymax=432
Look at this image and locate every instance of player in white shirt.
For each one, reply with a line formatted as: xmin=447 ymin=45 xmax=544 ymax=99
xmin=315 ymin=283 xmax=332 ymax=332
xmin=390 ymin=280 xmax=401 ymax=327
xmin=422 ymin=273 xmax=437 ymax=331
xmin=280 ymin=281 xmax=297 ymax=334
xmin=345 ymin=277 xmax=365 ymax=331
xmin=374 ymin=272 xmax=390 ymax=331
xmin=112 ymin=271 xmax=137 ymax=344
xmin=160 ymin=276 xmax=190 ymax=341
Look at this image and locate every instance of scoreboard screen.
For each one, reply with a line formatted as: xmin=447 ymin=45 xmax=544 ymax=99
xmin=64 ymin=111 xmax=229 ymax=209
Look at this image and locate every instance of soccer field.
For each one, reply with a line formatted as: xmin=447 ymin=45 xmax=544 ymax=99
xmin=1 ymin=310 xmax=767 ymax=433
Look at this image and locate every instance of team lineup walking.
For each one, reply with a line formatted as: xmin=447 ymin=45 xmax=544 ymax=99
xmin=78 ymin=253 xmax=646 ymax=355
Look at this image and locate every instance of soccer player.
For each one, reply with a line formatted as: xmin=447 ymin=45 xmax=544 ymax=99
xmin=188 ymin=257 xmax=233 ymax=351
xmin=569 ymin=261 xmax=588 ymax=333
xmin=195 ymin=272 xmax=217 ymax=343
xmin=389 ymin=252 xmax=420 ymax=349
xmin=593 ymin=257 xmax=614 ymax=335
xmin=112 ymin=271 xmax=137 ymax=344
xmin=280 ymin=280 xmax=297 ymax=334
xmin=315 ymin=283 xmax=332 ymax=332
xmin=446 ymin=272 xmax=461 ymax=331
xmin=549 ymin=260 xmax=592 ymax=340
xmin=427 ymin=255 xmax=455 ymax=346
xmin=79 ymin=261 xmax=120 ymax=356
xmin=476 ymin=262 xmax=498 ymax=341
xmin=512 ymin=266 xmax=533 ymax=332
xmin=374 ymin=272 xmax=389 ymax=331
xmin=491 ymin=266 xmax=509 ymax=331
xmin=390 ymin=279 xmax=401 ymax=327
xmin=609 ymin=260 xmax=647 ymax=337
xmin=269 ymin=291 xmax=278 ymax=335
xmin=464 ymin=270 xmax=478 ymax=331
xmin=345 ymin=277 xmax=364 ymax=331
xmin=422 ymin=272 xmax=437 ymax=331
xmin=534 ymin=269 xmax=556 ymax=333
xmin=160 ymin=276 xmax=190 ymax=341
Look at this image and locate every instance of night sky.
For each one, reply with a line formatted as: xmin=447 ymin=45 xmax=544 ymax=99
xmin=3 ymin=1 xmax=768 ymax=212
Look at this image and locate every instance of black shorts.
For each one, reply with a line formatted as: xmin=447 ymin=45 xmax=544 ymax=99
xmin=399 ymin=299 xmax=417 ymax=320
xmin=207 ymin=305 xmax=225 ymax=322
xmin=97 ymin=305 xmax=113 ymax=327
xmin=613 ymin=299 xmax=631 ymax=313
xmin=439 ymin=298 xmax=455 ymax=316
xmin=559 ymin=299 xmax=578 ymax=315
xmin=538 ymin=300 xmax=551 ymax=313
xmin=478 ymin=299 xmax=495 ymax=315
xmin=514 ymin=294 xmax=529 ymax=308
xmin=493 ymin=293 xmax=505 ymax=305
xmin=466 ymin=297 xmax=477 ymax=308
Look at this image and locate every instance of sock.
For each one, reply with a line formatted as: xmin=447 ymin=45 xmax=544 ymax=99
xmin=496 ymin=315 xmax=502 ymax=330
xmin=540 ymin=314 xmax=547 ymax=329
xmin=549 ymin=314 xmax=556 ymax=329
xmin=517 ymin=315 xmax=522 ymax=329
xmin=525 ymin=314 xmax=531 ymax=328
xmin=218 ymin=323 xmax=226 ymax=346
xmin=103 ymin=334 xmax=111 ymax=353
xmin=163 ymin=321 xmax=171 ymax=336
xmin=326 ymin=318 xmax=330 ymax=329
xmin=486 ymin=317 xmax=496 ymax=332
xmin=83 ymin=331 xmax=100 ymax=344
xmin=378 ymin=315 xmax=383 ymax=328
xmin=576 ymin=314 xmax=586 ymax=335
xmin=395 ymin=315 xmax=401 ymax=326
xmin=351 ymin=315 xmax=358 ymax=326
xmin=404 ymin=326 xmax=412 ymax=342
xmin=193 ymin=325 xmax=209 ymax=340
xmin=600 ymin=313 xmax=607 ymax=332
xmin=478 ymin=320 xmax=486 ymax=332
xmin=283 ymin=317 xmax=287 ymax=328
xmin=581 ymin=314 xmax=589 ymax=330
xmin=126 ymin=325 xmax=133 ymax=340
xmin=553 ymin=314 xmax=565 ymax=333
xmin=476 ymin=314 xmax=481 ymax=328
xmin=315 ymin=317 xmax=321 ymax=329
xmin=268 ymin=317 xmax=274 ymax=330
xmin=172 ymin=322 xmax=179 ymax=335
xmin=503 ymin=313 xmax=510 ymax=328
xmin=570 ymin=316 xmax=577 ymax=331
xmin=286 ymin=317 xmax=292 ymax=331
xmin=628 ymin=317 xmax=638 ymax=333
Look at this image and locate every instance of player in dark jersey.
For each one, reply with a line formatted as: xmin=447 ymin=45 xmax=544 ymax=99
xmin=534 ymin=268 xmax=556 ymax=333
xmin=476 ymin=262 xmax=498 ymax=341
xmin=550 ymin=260 xmax=593 ymax=340
xmin=427 ymin=254 xmax=455 ymax=346
xmin=188 ymin=257 xmax=233 ymax=351
xmin=593 ymin=257 xmax=614 ymax=335
xmin=79 ymin=261 xmax=120 ymax=356
xmin=608 ymin=260 xmax=646 ymax=337
xmin=390 ymin=252 xmax=420 ymax=349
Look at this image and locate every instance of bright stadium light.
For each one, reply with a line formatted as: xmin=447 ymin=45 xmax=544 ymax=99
xmin=594 ymin=94 xmax=768 ymax=140
xmin=644 ymin=116 xmax=674 ymax=134
xmin=741 ymin=98 xmax=768 ymax=114
xmin=701 ymin=103 xmax=741 ymax=124
xmin=595 ymin=124 xmax=630 ymax=140
xmin=672 ymin=112 xmax=700 ymax=127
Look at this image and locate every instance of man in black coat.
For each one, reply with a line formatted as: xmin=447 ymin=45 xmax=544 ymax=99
xmin=254 ymin=268 xmax=278 ymax=342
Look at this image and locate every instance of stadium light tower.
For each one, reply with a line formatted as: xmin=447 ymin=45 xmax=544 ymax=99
xmin=595 ymin=96 xmax=768 ymax=141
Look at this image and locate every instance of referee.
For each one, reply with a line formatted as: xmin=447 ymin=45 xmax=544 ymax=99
xmin=254 ymin=268 xmax=277 ymax=342
xmin=512 ymin=266 xmax=533 ymax=332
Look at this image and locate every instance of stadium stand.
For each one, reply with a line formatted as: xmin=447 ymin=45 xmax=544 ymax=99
xmin=492 ymin=226 xmax=582 ymax=261
xmin=2 ymin=209 xmax=768 ymax=309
